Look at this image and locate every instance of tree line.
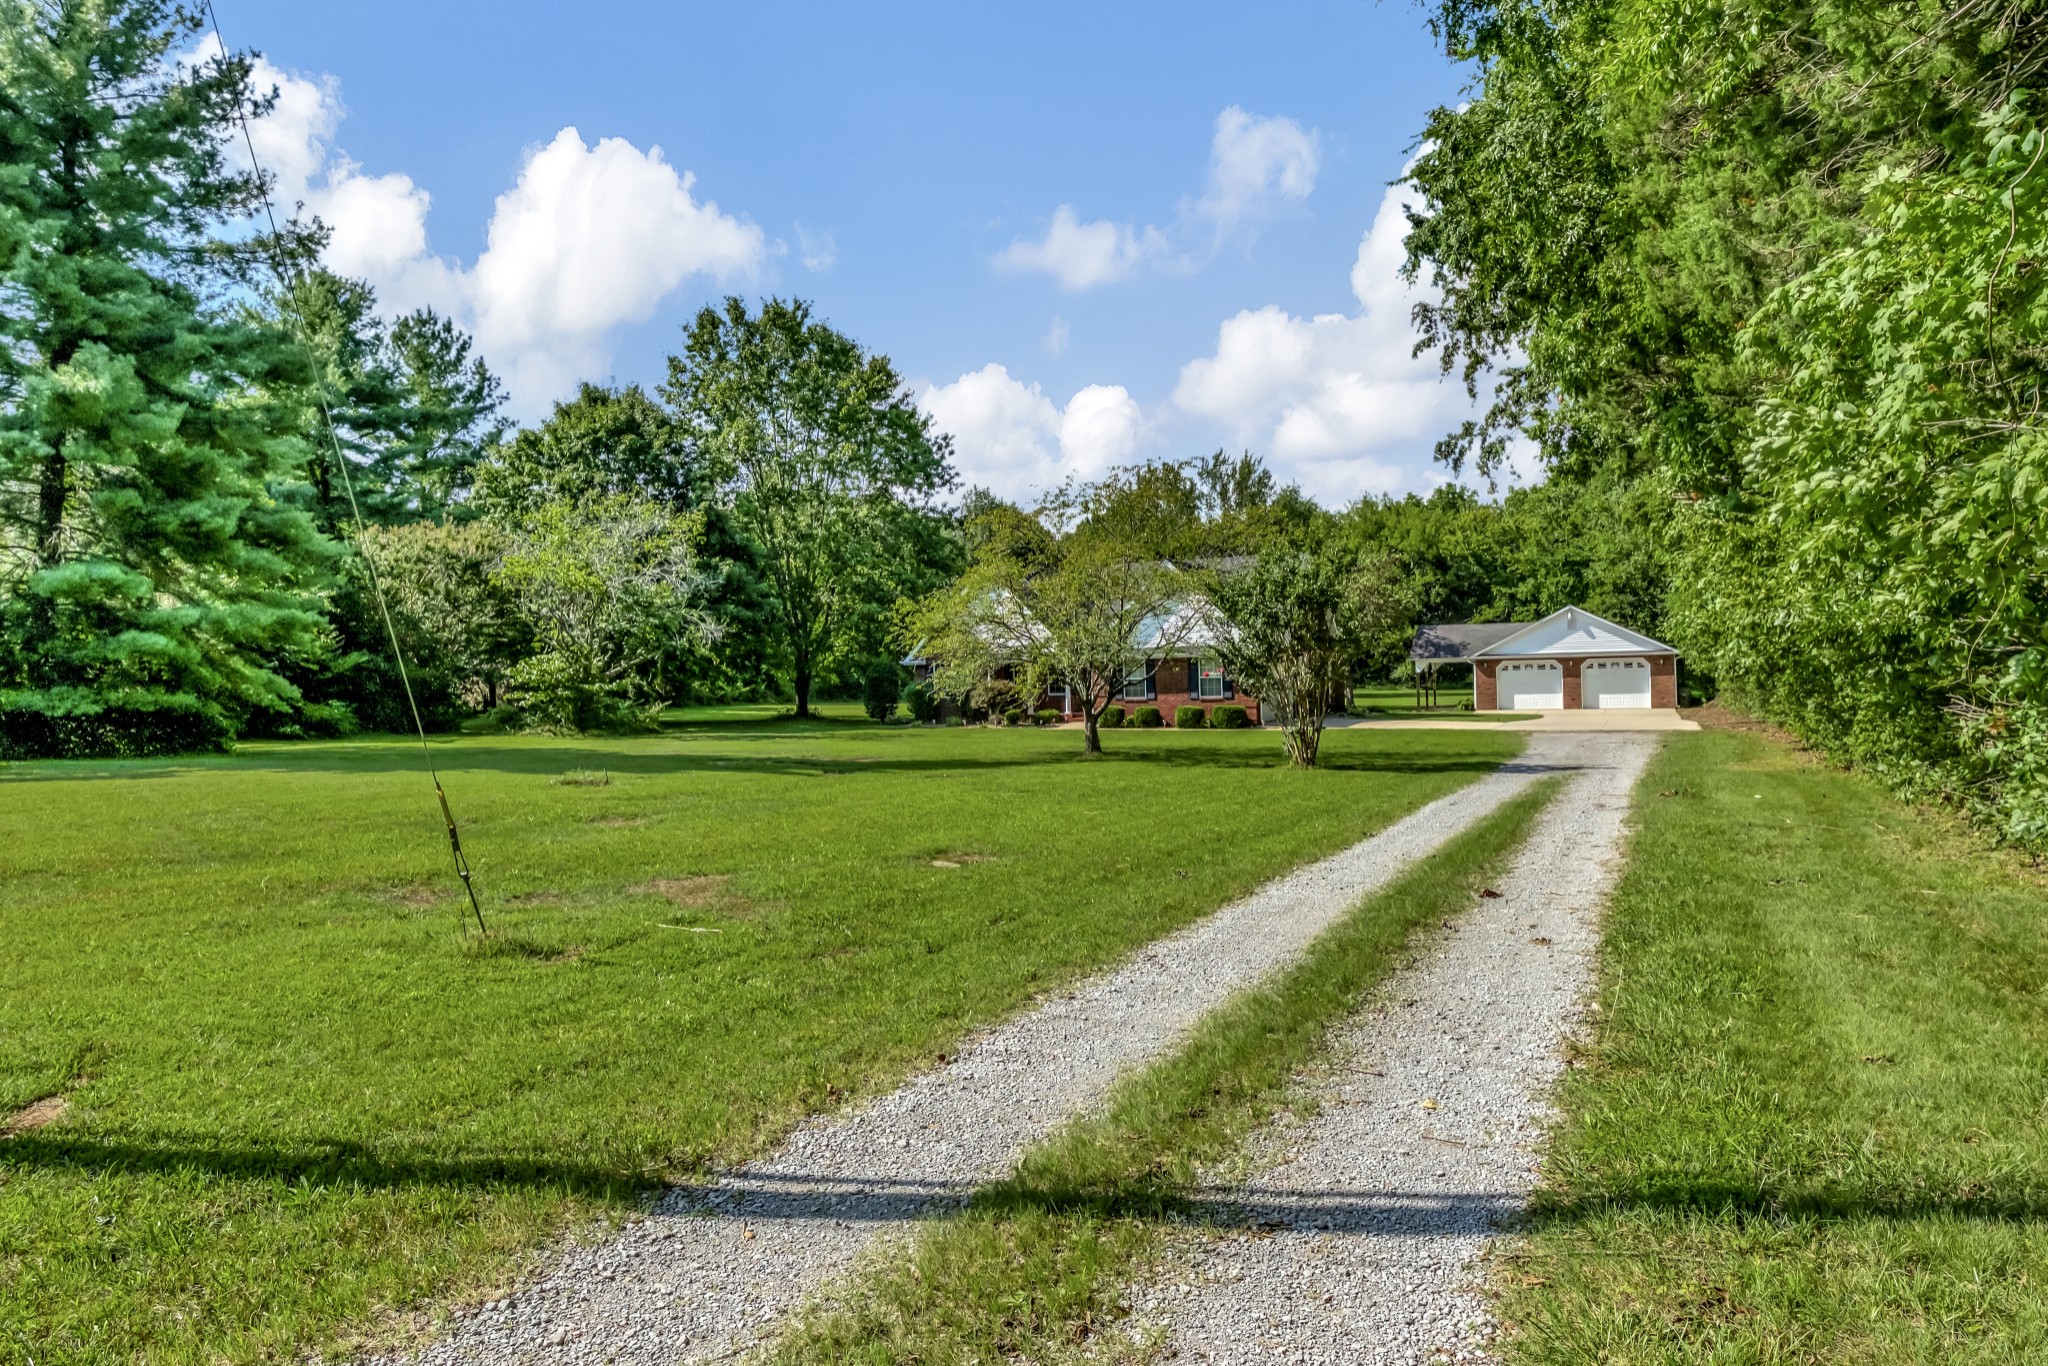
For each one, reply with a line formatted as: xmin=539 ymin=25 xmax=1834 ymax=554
xmin=1403 ymin=0 xmax=2048 ymax=841
xmin=3 ymin=4 xmax=1657 ymax=766
xmin=0 ymin=4 xmax=954 ymax=756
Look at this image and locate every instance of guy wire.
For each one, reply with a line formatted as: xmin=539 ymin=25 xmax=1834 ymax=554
xmin=205 ymin=0 xmax=487 ymax=936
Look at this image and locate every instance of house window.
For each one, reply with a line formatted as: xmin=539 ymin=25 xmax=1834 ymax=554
xmin=1046 ymin=679 xmax=1069 ymax=710
xmin=1191 ymin=658 xmax=1228 ymax=699
xmin=1121 ymin=663 xmax=1152 ymax=701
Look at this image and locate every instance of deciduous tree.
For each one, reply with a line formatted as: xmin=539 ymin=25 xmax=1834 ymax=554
xmin=663 ymin=298 xmax=955 ymax=717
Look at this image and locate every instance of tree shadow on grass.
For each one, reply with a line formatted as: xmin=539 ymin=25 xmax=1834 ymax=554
xmin=2 ymin=1130 xmax=643 ymax=1203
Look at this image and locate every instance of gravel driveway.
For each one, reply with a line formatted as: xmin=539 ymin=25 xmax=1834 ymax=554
xmin=369 ymin=738 xmax=1597 ymax=1366
xmin=1133 ymin=730 xmax=1657 ymax=1363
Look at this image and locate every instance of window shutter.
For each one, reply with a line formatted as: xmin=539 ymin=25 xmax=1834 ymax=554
xmin=1187 ymin=657 xmax=1199 ymax=699
xmin=1147 ymin=660 xmax=1158 ymax=701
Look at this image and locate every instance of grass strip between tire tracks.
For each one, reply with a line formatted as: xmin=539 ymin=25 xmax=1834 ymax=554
xmin=764 ymin=777 xmax=1566 ymax=1364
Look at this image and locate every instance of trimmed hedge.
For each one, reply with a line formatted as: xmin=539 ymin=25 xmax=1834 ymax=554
xmin=1173 ymin=705 xmax=1207 ymax=729
xmin=1034 ymin=709 xmax=1062 ymax=726
xmin=1100 ymin=707 xmax=1126 ymax=728
xmin=1133 ymin=706 xmax=1164 ymax=728
xmin=1211 ymin=704 xmax=1251 ymax=729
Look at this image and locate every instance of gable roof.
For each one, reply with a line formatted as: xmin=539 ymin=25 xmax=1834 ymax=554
xmin=1409 ymin=622 xmax=1530 ymax=662
xmin=1471 ymin=605 xmax=1675 ymax=658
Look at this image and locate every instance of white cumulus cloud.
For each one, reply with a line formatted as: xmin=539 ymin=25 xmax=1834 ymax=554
xmin=1173 ymin=179 xmax=1473 ymax=503
xmin=994 ymin=205 xmax=1167 ymax=291
xmin=1197 ymin=106 xmax=1320 ymax=232
xmin=233 ymin=49 xmax=765 ymax=413
xmin=995 ymin=106 xmax=1322 ymax=290
xmin=920 ymin=365 xmax=1145 ymax=501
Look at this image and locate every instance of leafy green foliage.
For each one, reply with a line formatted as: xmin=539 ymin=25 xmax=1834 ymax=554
xmin=664 ymin=298 xmax=956 ymax=718
xmin=861 ymin=659 xmax=902 ymax=722
xmin=1403 ymin=0 xmax=2048 ymax=840
xmin=495 ymin=496 xmax=713 ymax=731
xmin=909 ymin=482 xmax=1186 ymax=755
xmin=1211 ymin=704 xmax=1251 ymax=729
xmin=1173 ymin=704 xmax=1206 ymax=729
xmin=1203 ymin=534 xmax=1409 ymax=766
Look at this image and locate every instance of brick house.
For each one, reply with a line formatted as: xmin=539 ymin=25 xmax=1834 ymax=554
xmin=1409 ymin=606 xmax=1679 ymax=711
xmin=907 ymin=605 xmax=1262 ymax=724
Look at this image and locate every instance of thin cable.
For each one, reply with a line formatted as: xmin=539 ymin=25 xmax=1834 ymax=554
xmin=205 ymin=1 xmax=485 ymax=935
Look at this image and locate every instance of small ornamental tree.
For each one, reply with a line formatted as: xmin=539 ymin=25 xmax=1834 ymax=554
xmin=496 ymin=496 xmax=715 ymax=731
xmin=1202 ymin=539 xmax=1409 ymax=767
xmin=908 ymin=487 xmax=1186 ymax=756
xmin=861 ymin=660 xmax=902 ymax=721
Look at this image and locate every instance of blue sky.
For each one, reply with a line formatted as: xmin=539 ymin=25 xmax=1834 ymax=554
xmin=220 ymin=1 xmax=1496 ymax=505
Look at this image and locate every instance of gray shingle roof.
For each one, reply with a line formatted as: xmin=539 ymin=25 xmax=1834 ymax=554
xmin=1409 ymin=622 xmax=1531 ymax=662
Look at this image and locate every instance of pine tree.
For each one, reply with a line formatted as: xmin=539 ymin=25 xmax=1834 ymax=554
xmin=0 ymin=0 xmax=334 ymax=757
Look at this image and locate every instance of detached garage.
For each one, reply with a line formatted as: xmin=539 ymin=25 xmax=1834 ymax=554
xmin=1409 ymin=607 xmax=1680 ymax=712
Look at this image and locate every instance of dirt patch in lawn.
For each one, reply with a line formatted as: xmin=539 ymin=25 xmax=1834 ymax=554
xmin=643 ymin=875 xmax=761 ymax=918
xmin=588 ymin=815 xmax=645 ymax=827
xmin=925 ymin=851 xmax=996 ymax=869
xmin=2 ymin=1095 xmax=68 ymax=1139
xmin=390 ymin=884 xmax=442 ymax=908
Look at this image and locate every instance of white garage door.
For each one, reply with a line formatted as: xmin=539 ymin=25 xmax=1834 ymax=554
xmin=1497 ymin=660 xmax=1563 ymax=710
xmin=1582 ymin=657 xmax=1651 ymax=709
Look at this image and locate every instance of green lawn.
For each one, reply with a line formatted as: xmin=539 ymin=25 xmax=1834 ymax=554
xmin=1498 ymin=728 xmax=2048 ymax=1362
xmin=1351 ymin=681 xmax=1533 ymax=722
xmin=0 ymin=717 xmax=1518 ymax=1365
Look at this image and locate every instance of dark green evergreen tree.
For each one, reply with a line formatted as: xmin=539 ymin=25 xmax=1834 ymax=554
xmin=0 ymin=0 xmax=334 ymax=757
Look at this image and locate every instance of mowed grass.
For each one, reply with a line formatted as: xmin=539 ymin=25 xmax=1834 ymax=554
xmin=1351 ymin=681 xmax=1532 ymax=722
xmin=1498 ymin=728 xmax=2048 ymax=1362
xmin=0 ymin=718 xmax=1518 ymax=1364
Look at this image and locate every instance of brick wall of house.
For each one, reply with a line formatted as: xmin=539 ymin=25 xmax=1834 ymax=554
xmin=1561 ymin=658 xmax=1582 ymax=709
xmin=1650 ymin=655 xmax=1679 ymax=707
xmin=1475 ymin=660 xmax=1498 ymax=710
xmin=1101 ymin=656 xmax=1262 ymax=724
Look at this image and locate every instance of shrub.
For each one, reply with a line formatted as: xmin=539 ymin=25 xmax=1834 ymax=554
xmin=1034 ymin=708 xmax=1062 ymax=726
xmin=1100 ymin=706 xmax=1126 ymax=728
xmin=1174 ymin=705 xmax=1207 ymax=729
xmin=1211 ymin=704 xmax=1251 ymax=729
xmin=904 ymin=681 xmax=939 ymax=723
xmin=1133 ymin=705 xmax=1164 ymax=728
xmin=862 ymin=661 xmax=903 ymax=722
xmin=1002 ymin=708 xmax=1025 ymax=727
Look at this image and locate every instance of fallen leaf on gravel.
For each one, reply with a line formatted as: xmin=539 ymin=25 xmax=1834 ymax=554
xmin=1420 ymin=1097 xmax=1441 ymax=1111
xmin=1479 ymin=888 xmax=1503 ymax=899
xmin=1529 ymin=936 xmax=1553 ymax=946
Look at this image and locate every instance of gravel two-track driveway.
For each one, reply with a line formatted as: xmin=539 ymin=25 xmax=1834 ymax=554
xmin=373 ymin=737 xmax=1611 ymax=1366
xmin=1137 ymin=730 xmax=1657 ymax=1363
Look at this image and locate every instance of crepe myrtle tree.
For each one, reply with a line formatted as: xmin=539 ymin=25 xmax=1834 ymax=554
xmin=910 ymin=490 xmax=1187 ymax=756
xmin=496 ymin=495 xmax=718 ymax=731
xmin=1201 ymin=538 xmax=1409 ymax=767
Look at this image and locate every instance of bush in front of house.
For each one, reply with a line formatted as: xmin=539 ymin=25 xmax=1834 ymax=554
xmin=862 ymin=661 xmax=903 ymax=722
xmin=1002 ymin=707 xmax=1025 ymax=727
xmin=1211 ymin=704 xmax=1251 ymax=729
xmin=1133 ymin=706 xmax=1164 ymax=728
xmin=1034 ymin=708 xmax=1061 ymax=726
xmin=904 ymin=681 xmax=939 ymax=723
xmin=1100 ymin=706 xmax=1125 ymax=728
xmin=1174 ymin=705 xmax=1207 ymax=729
